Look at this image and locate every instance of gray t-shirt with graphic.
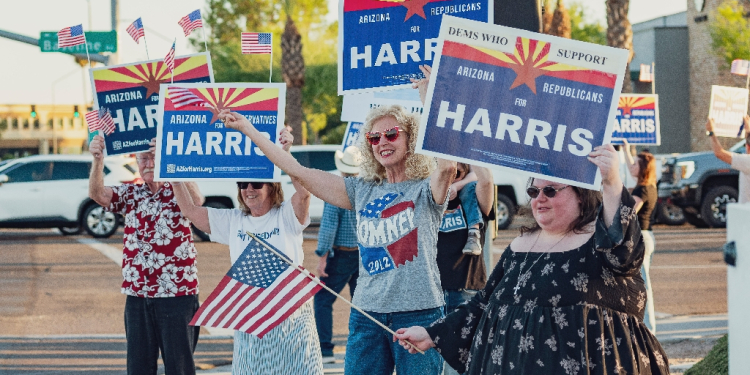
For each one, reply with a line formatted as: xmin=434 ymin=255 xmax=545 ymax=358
xmin=345 ymin=176 xmax=447 ymax=313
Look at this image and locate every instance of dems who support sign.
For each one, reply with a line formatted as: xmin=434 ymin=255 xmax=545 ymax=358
xmin=416 ymin=16 xmax=628 ymax=190
xmin=90 ymin=53 xmax=213 ymax=156
xmin=341 ymin=88 xmax=423 ymax=123
xmin=338 ymin=0 xmax=492 ymax=95
xmin=709 ymin=85 xmax=749 ymax=138
xmin=154 ymin=83 xmax=286 ymax=181
xmin=611 ymin=94 xmax=660 ymax=146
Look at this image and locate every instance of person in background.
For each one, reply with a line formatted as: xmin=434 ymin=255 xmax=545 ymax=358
xmin=88 ymin=135 xmax=204 ymax=375
xmin=447 ymin=165 xmax=489 ymax=255
xmin=436 ymin=162 xmax=494 ymax=375
xmin=706 ymin=116 xmax=750 ymax=203
xmin=622 ymin=139 xmax=658 ymax=333
xmin=314 ymin=145 xmax=362 ymax=364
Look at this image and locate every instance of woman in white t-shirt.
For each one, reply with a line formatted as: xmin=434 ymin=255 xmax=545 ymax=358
xmin=173 ymin=127 xmax=323 ymax=375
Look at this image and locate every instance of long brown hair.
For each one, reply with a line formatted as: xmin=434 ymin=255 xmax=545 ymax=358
xmin=237 ymin=182 xmax=284 ymax=215
xmin=519 ymin=178 xmax=602 ymax=235
xmin=636 ymin=151 xmax=657 ymax=186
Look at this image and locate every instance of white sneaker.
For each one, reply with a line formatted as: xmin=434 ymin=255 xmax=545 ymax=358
xmin=462 ymin=232 xmax=483 ymax=255
xmin=322 ymin=355 xmax=336 ymax=364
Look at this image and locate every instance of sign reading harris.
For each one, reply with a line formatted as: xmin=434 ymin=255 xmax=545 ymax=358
xmin=709 ymin=85 xmax=749 ymax=138
xmin=338 ymin=0 xmax=492 ymax=95
xmin=416 ymin=16 xmax=628 ymax=190
xmin=89 ymin=53 xmax=213 ymax=156
xmin=154 ymin=83 xmax=286 ymax=181
xmin=610 ymin=94 xmax=660 ymax=145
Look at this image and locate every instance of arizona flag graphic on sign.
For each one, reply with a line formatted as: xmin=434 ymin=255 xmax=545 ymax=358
xmin=611 ymin=94 xmax=660 ymax=145
xmin=190 ymin=236 xmax=322 ymax=338
xmin=416 ymin=16 xmax=628 ymax=190
xmin=357 ymin=192 xmax=418 ymax=276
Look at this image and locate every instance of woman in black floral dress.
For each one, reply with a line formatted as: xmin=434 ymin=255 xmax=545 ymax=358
xmin=395 ymin=144 xmax=670 ymax=374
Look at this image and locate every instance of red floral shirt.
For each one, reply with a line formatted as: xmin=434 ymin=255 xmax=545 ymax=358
xmin=107 ymin=182 xmax=198 ymax=298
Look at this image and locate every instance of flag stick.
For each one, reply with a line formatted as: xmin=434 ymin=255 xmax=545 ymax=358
xmin=83 ymin=33 xmax=92 ymax=69
xmin=269 ymin=48 xmax=273 ymax=83
xmin=246 ymin=232 xmax=426 ymax=355
xmin=201 ymin=27 xmax=209 ymax=53
xmin=171 ymin=38 xmax=176 ymax=84
xmin=745 ymin=72 xmax=749 ymax=91
xmin=651 ymin=62 xmax=656 ymax=95
xmin=142 ymin=33 xmax=151 ymax=60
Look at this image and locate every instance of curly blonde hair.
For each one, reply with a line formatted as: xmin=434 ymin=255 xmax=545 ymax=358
xmin=357 ymin=105 xmax=436 ymax=182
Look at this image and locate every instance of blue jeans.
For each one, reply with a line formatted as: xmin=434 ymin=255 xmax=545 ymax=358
xmin=442 ymin=290 xmax=477 ymax=375
xmin=344 ymin=307 xmax=444 ymax=375
xmin=459 ymin=182 xmax=482 ymax=228
xmin=314 ymin=249 xmax=359 ymax=356
xmin=124 ymin=294 xmax=200 ymax=375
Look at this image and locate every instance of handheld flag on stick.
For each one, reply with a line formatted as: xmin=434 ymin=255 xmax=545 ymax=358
xmin=98 ymin=108 xmax=116 ymax=136
xmin=179 ymin=9 xmax=203 ymax=36
xmin=639 ymin=63 xmax=653 ymax=82
xmin=731 ymin=59 xmax=750 ymax=76
xmin=58 ymin=24 xmax=90 ymax=68
xmin=126 ymin=17 xmax=150 ymax=59
xmin=164 ymin=40 xmax=176 ymax=83
xmin=85 ymin=110 xmax=100 ymax=132
xmin=168 ymin=87 xmax=208 ymax=108
xmin=241 ymin=32 xmax=273 ymax=82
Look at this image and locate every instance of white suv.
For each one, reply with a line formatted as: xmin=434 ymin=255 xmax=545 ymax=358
xmin=0 ymin=154 xmax=141 ymax=237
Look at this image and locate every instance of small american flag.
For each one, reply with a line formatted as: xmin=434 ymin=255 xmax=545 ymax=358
xmin=58 ymin=24 xmax=85 ymax=48
xmin=85 ymin=110 xmax=100 ymax=132
xmin=241 ymin=32 xmax=272 ymax=54
xmin=190 ymin=236 xmax=322 ymax=338
xmin=164 ymin=41 xmax=176 ymax=72
xmin=168 ymin=87 xmax=208 ymax=108
xmin=178 ymin=9 xmax=203 ymax=37
xmin=639 ymin=64 xmax=653 ymax=82
xmin=126 ymin=18 xmax=145 ymax=43
xmin=731 ymin=59 xmax=750 ymax=76
xmin=98 ymin=108 xmax=116 ymax=136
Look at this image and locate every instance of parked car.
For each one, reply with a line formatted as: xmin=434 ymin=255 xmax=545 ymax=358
xmin=659 ymin=139 xmax=746 ymax=228
xmin=0 ymin=154 xmax=141 ymax=237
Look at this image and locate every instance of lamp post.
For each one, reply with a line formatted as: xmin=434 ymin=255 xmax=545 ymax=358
xmin=51 ymin=68 xmax=80 ymax=154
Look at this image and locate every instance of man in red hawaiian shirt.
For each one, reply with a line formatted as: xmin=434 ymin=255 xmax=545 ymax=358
xmin=88 ymin=135 xmax=204 ymax=375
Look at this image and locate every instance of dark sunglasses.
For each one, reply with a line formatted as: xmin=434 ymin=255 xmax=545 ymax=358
xmin=237 ymin=182 xmax=266 ymax=190
xmin=365 ymin=126 xmax=402 ymax=146
xmin=527 ymin=185 xmax=569 ymax=199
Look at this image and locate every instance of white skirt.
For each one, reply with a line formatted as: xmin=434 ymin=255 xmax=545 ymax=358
xmin=232 ymin=301 xmax=323 ymax=375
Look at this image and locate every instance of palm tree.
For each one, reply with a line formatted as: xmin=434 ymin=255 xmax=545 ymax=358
xmin=606 ymin=0 xmax=633 ymax=93
xmin=550 ymin=0 xmax=572 ymax=38
xmin=281 ymin=6 xmax=306 ymax=144
xmin=542 ymin=0 xmax=554 ymax=34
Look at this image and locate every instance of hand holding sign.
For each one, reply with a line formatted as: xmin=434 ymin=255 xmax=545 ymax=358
xmin=587 ymin=144 xmax=621 ymax=188
xmin=279 ymin=126 xmax=294 ymax=152
xmin=410 ymin=65 xmax=432 ymax=104
xmin=705 ymin=118 xmax=715 ymax=133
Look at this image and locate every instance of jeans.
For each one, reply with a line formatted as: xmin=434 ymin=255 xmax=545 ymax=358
xmin=344 ymin=307 xmax=444 ymax=375
xmin=314 ymin=249 xmax=359 ymax=356
xmin=459 ymin=182 xmax=482 ymax=228
xmin=442 ymin=290 xmax=477 ymax=375
xmin=124 ymin=294 xmax=200 ymax=375
xmin=641 ymin=230 xmax=656 ymax=333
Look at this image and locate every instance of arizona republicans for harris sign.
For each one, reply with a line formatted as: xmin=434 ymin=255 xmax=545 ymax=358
xmin=611 ymin=94 xmax=660 ymax=146
xmin=89 ymin=53 xmax=213 ymax=156
xmin=416 ymin=16 xmax=628 ymax=190
xmin=338 ymin=0 xmax=492 ymax=95
xmin=154 ymin=83 xmax=286 ymax=181
xmin=709 ymin=85 xmax=749 ymax=138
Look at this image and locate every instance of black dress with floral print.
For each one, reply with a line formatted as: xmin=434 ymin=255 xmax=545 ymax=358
xmin=425 ymin=187 xmax=670 ymax=375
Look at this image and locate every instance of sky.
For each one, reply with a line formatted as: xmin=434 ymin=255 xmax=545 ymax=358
xmin=0 ymin=0 xmax=687 ymax=106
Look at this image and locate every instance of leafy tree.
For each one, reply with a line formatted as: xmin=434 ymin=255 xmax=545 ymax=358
xmin=709 ymin=0 xmax=750 ymax=69
xmin=568 ymin=2 xmax=606 ymax=45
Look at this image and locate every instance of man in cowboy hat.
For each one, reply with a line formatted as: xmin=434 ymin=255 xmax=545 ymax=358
xmin=313 ymin=145 xmax=362 ymax=364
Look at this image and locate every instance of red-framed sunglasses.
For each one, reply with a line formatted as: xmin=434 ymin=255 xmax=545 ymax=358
xmin=365 ymin=126 xmax=403 ymax=146
xmin=237 ymin=182 xmax=266 ymax=190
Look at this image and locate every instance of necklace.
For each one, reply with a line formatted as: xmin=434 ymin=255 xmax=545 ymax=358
xmin=513 ymin=230 xmax=570 ymax=295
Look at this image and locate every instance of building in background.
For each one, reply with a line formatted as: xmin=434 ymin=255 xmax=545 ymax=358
xmin=0 ymin=104 xmax=88 ymax=158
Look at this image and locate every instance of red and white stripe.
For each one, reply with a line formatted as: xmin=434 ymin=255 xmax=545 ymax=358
xmin=241 ymin=32 xmax=272 ymax=54
xmin=85 ymin=110 xmax=100 ymax=132
xmin=168 ymin=87 xmax=207 ymax=108
xmin=99 ymin=109 xmax=116 ymax=135
xmin=731 ymin=59 xmax=750 ymax=76
xmin=126 ymin=19 xmax=145 ymax=43
xmin=57 ymin=25 xmax=85 ymax=48
xmin=164 ymin=42 xmax=176 ymax=72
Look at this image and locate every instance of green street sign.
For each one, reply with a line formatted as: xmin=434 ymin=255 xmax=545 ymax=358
xmin=39 ymin=31 xmax=117 ymax=53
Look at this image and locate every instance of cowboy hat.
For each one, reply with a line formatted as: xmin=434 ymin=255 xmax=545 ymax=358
xmin=335 ymin=146 xmax=362 ymax=174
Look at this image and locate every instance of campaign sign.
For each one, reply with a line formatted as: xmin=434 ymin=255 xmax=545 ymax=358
xmin=416 ymin=16 xmax=628 ymax=190
xmin=341 ymin=88 xmax=424 ymax=123
xmin=342 ymin=122 xmax=364 ymax=150
xmin=610 ymin=94 xmax=660 ymax=145
xmin=154 ymin=83 xmax=286 ymax=181
xmin=90 ymin=53 xmax=214 ymax=156
xmin=338 ymin=0 xmax=492 ymax=95
xmin=709 ymin=85 xmax=749 ymax=138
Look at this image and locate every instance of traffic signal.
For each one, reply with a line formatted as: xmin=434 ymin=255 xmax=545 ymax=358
xmin=30 ymin=105 xmax=37 ymax=118
xmin=73 ymin=105 xmax=80 ymax=118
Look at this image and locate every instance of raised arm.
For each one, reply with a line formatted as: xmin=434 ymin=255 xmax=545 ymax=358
xmin=431 ymin=158 xmax=457 ymax=205
xmin=173 ymin=182 xmax=210 ymax=233
xmin=279 ymin=126 xmax=312 ymax=224
xmin=588 ymin=144 xmax=623 ymax=228
xmin=88 ymin=135 xmax=114 ymax=207
xmin=220 ymin=112 xmax=351 ymax=210
xmin=472 ymin=166 xmax=494 ymax=216
xmin=706 ymin=118 xmax=734 ymax=165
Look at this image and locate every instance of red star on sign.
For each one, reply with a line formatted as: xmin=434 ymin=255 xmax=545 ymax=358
xmin=402 ymin=0 xmax=431 ymax=21
xmin=621 ymin=106 xmax=633 ymax=116
xmin=141 ymin=72 xmax=170 ymax=99
xmin=508 ymin=54 xmax=547 ymax=94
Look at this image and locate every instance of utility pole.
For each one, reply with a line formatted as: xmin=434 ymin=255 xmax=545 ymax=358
xmin=110 ymin=0 xmax=119 ymax=65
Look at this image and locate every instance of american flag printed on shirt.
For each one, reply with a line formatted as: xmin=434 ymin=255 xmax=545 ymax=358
xmin=178 ymin=9 xmax=203 ymax=36
xmin=189 ymin=236 xmax=322 ymax=338
xmin=98 ymin=108 xmax=116 ymax=135
xmin=241 ymin=32 xmax=272 ymax=54
xmin=731 ymin=59 xmax=750 ymax=76
xmin=638 ymin=64 xmax=653 ymax=82
xmin=168 ymin=87 xmax=208 ymax=108
xmin=164 ymin=41 xmax=176 ymax=72
xmin=58 ymin=24 xmax=85 ymax=48
xmin=126 ymin=17 xmax=145 ymax=43
xmin=85 ymin=110 xmax=100 ymax=132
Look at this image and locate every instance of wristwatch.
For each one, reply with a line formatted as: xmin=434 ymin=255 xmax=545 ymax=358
xmin=706 ymin=131 xmax=714 ymax=137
